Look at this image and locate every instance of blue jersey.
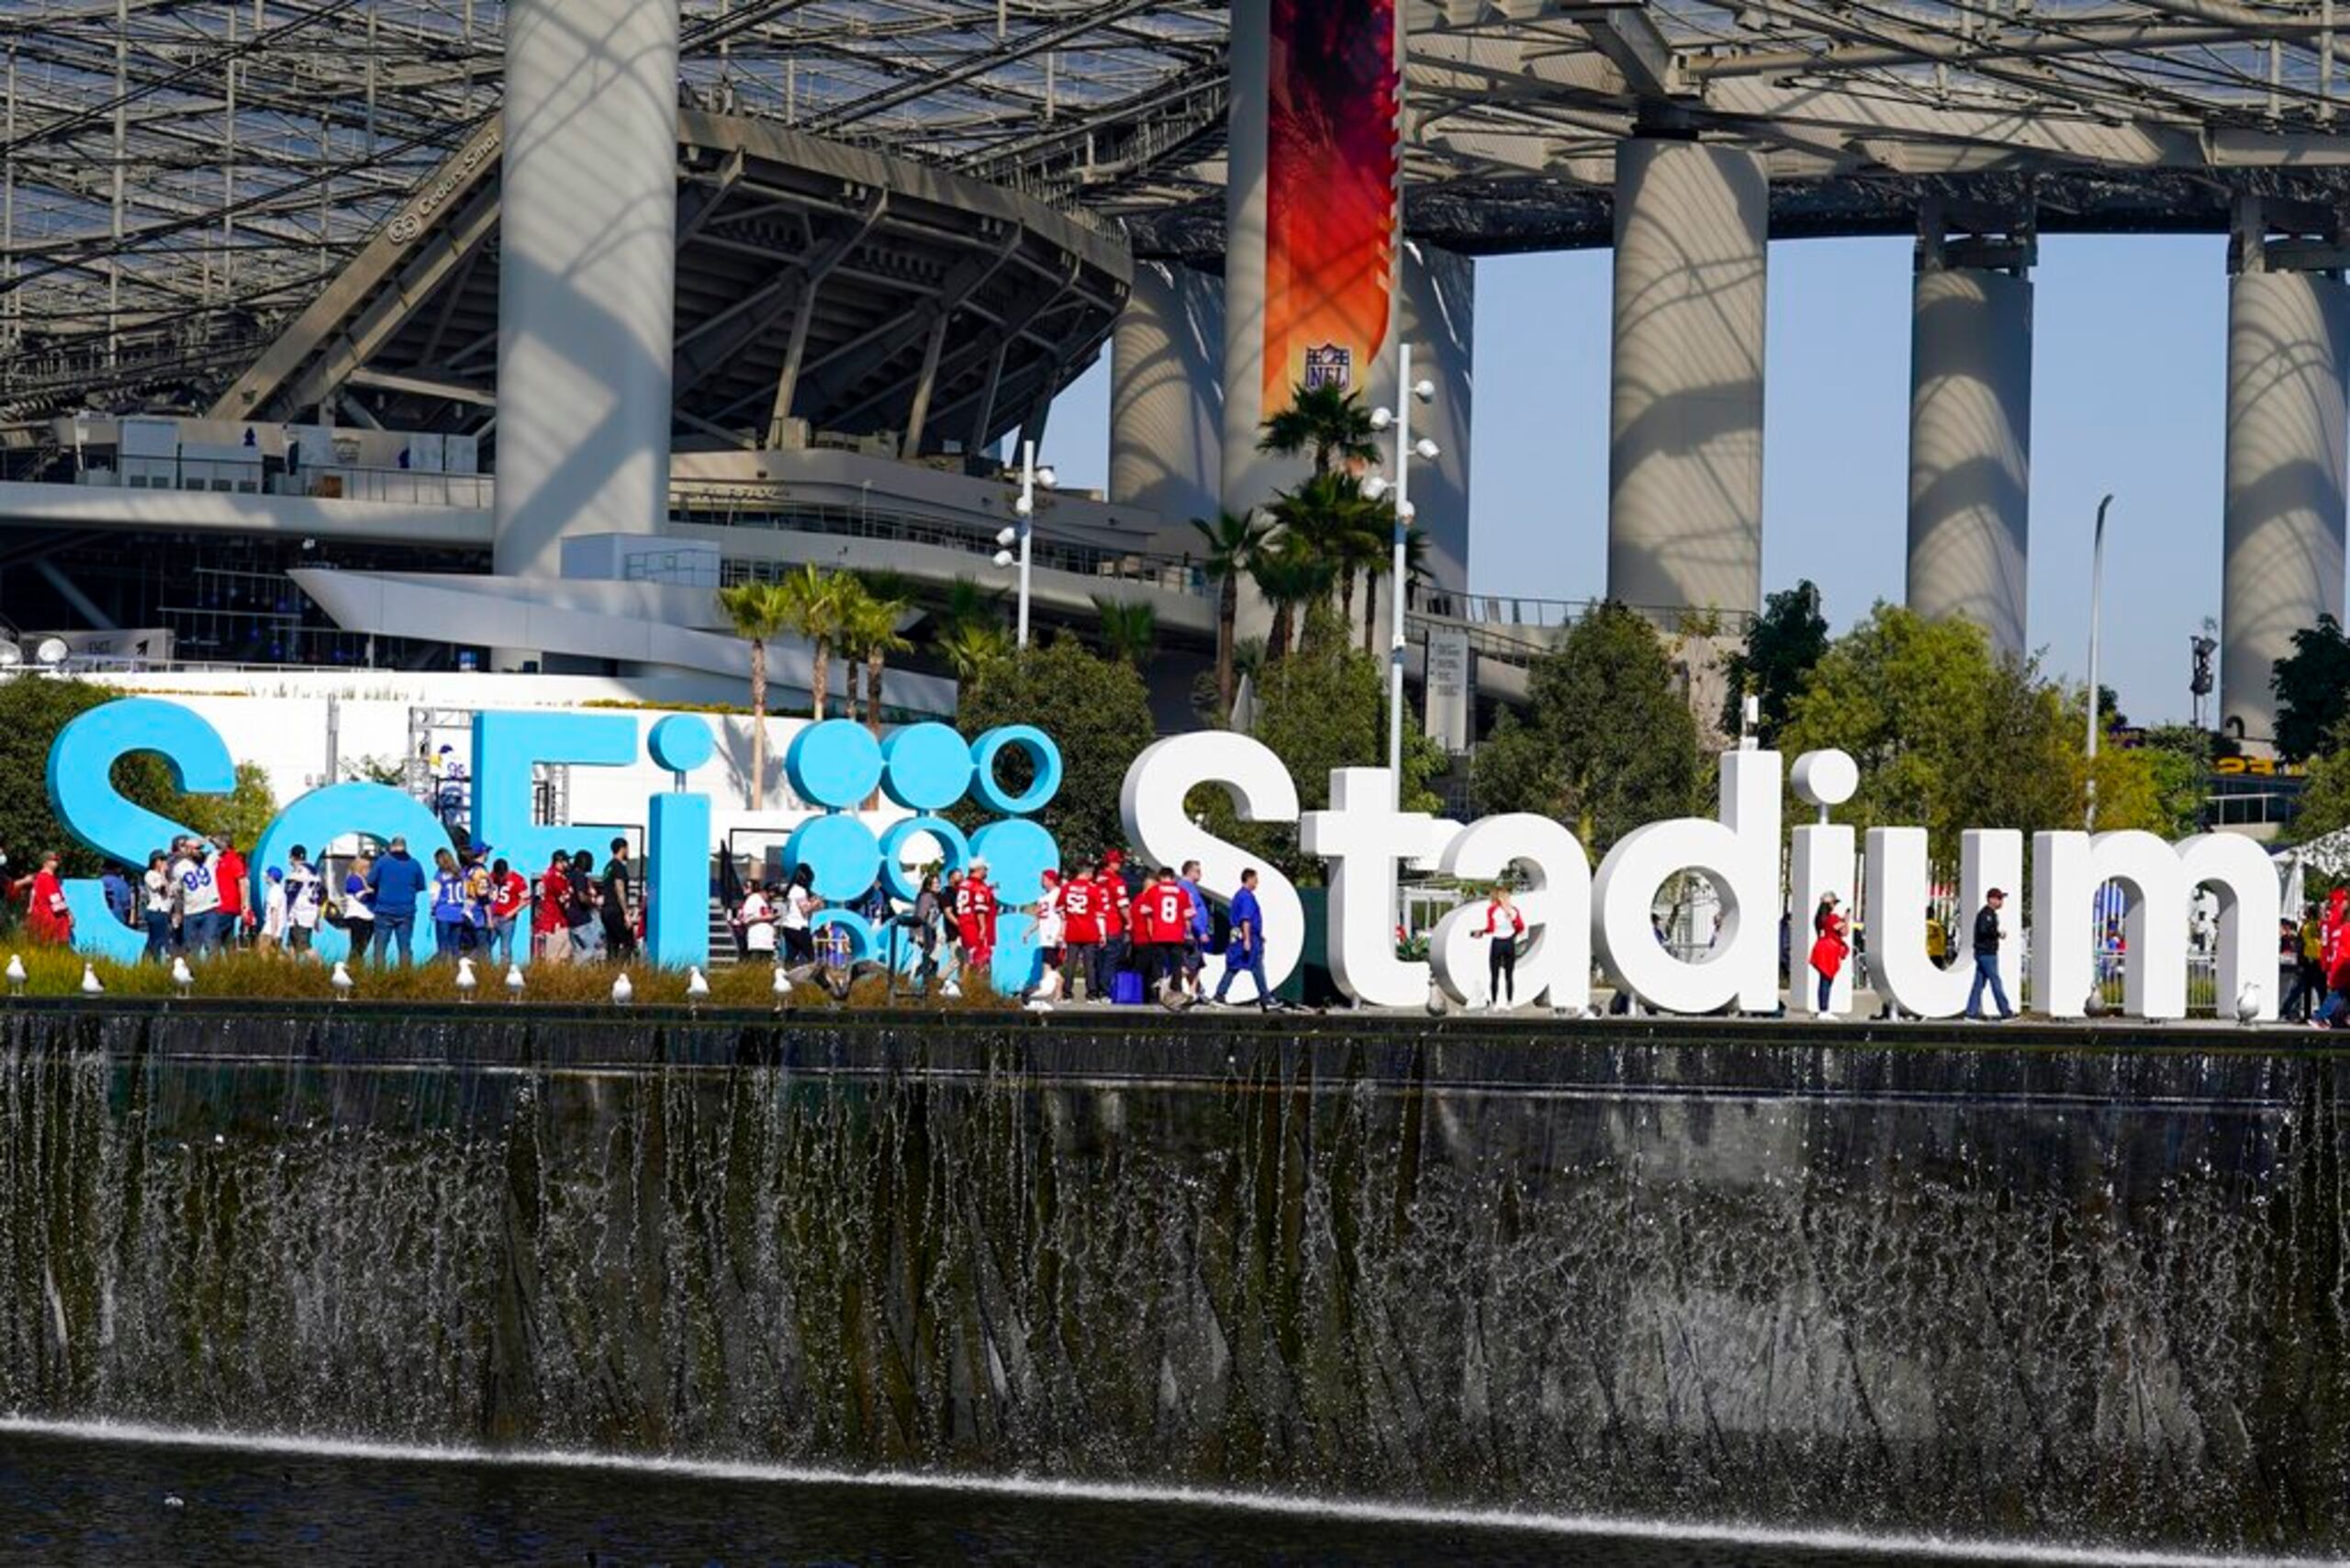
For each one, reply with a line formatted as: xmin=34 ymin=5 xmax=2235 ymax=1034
xmin=1177 ymin=878 xmax=1212 ymax=940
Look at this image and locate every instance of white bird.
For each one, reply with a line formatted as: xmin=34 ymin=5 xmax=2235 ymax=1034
xmin=771 ymin=965 xmax=792 ymax=1007
xmin=79 ymin=963 xmax=103 ymax=997
xmin=2237 ymin=982 xmax=2265 ymax=1025
xmin=6 ymin=954 xmax=25 ymax=995
xmin=941 ymin=975 xmax=963 ymax=1001
xmin=330 ymin=960 xmax=353 ymax=1000
xmin=611 ymin=970 xmax=634 ymax=1007
xmin=1024 ymin=997 xmax=1055 ymax=1013
xmin=686 ymin=966 xmax=711 ymax=1009
xmin=170 ymin=955 xmax=195 ymax=998
xmin=505 ymin=963 xmax=526 ymax=1002
xmin=454 ymin=956 xmax=477 ymax=1002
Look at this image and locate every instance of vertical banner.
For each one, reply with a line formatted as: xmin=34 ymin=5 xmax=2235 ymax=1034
xmin=1221 ymin=0 xmax=1404 ymax=520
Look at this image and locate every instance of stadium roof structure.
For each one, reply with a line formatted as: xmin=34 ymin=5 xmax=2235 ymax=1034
xmin=6 ymin=0 xmax=2350 ymax=429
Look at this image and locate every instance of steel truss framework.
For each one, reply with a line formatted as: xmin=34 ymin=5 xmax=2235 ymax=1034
xmin=6 ymin=0 xmax=2350 ymax=428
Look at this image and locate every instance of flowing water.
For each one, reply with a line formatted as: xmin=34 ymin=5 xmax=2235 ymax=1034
xmin=0 ymin=1005 xmax=2344 ymax=1561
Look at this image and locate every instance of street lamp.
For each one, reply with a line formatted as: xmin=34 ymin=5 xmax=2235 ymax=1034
xmin=1363 ymin=343 xmax=1438 ymax=803
xmin=994 ymin=439 xmax=1056 ymax=649
xmin=2086 ymin=493 xmax=2114 ymax=831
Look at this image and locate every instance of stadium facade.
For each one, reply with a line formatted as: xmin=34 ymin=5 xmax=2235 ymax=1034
xmin=2 ymin=0 xmax=2349 ymax=745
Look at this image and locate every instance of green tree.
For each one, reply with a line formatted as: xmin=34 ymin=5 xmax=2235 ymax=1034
xmin=936 ymin=621 xmax=1013 ymax=686
xmin=1091 ymin=595 xmax=1158 ymax=669
xmin=774 ymin=564 xmax=847 ymax=722
xmin=851 ymin=571 xmax=915 ymax=731
xmin=1248 ymin=536 xmax=1335 ymax=662
xmin=2291 ymin=728 xmax=2350 ymax=846
xmin=1719 ymin=578 xmax=1829 ymax=745
xmin=1199 ymin=606 xmax=1444 ymax=881
xmin=1192 ymin=510 xmax=1269 ymax=718
xmin=179 ymin=762 xmax=279 ymax=851
xmin=2272 ymin=614 xmax=2350 ymax=761
xmin=0 ymin=678 xmax=191 ymax=878
xmin=716 ymin=578 xmax=792 ymax=810
xmin=1257 ymin=380 xmax=1380 ymax=477
xmin=956 ymin=633 xmax=1157 ymax=862
xmin=1780 ymin=602 xmax=2086 ymax=845
xmin=1471 ymin=601 xmax=1705 ymax=855
xmin=1267 ymin=471 xmax=1388 ymax=648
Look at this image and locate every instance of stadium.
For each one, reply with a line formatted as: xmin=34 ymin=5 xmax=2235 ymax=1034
xmin=2 ymin=0 xmax=2348 ymax=745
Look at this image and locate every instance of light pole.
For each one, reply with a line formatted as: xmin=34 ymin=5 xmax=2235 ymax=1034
xmin=992 ymin=439 xmax=1055 ymax=649
xmin=2086 ymin=492 xmax=2113 ymax=831
xmin=1364 ymin=344 xmax=1438 ymax=804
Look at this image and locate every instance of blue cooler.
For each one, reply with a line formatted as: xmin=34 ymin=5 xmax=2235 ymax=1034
xmin=1110 ymin=969 xmax=1146 ymax=1005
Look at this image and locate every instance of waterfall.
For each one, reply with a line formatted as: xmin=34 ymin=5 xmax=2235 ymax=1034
xmin=0 ymin=1007 xmax=2341 ymax=1553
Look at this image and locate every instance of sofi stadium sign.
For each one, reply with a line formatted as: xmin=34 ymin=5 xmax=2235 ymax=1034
xmin=44 ymin=701 xmax=2282 ymax=1023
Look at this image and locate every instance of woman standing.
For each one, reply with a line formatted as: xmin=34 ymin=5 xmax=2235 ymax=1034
xmin=23 ymin=851 xmax=71 ymax=946
xmin=340 ymin=853 xmax=376 ymax=963
xmin=780 ymin=865 xmax=819 ymax=967
xmin=430 ymin=847 xmax=467 ymax=961
xmin=1808 ymin=893 xmax=1849 ymax=1014
xmin=1476 ymin=884 xmax=1526 ymax=1010
xmin=740 ymin=880 xmax=778 ymax=960
xmin=141 ymin=850 xmax=174 ymax=964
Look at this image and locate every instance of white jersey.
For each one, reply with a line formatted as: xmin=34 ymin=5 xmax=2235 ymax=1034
xmin=143 ymin=867 xmax=173 ymax=915
xmin=173 ymin=857 xmax=220 ymax=916
xmin=284 ymin=865 xmax=323 ymax=929
xmin=1034 ymin=887 xmax=1064 ymax=948
xmin=781 ymin=885 xmax=813 ymax=932
xmin=263 ymin=883 xmax=289 ymax=939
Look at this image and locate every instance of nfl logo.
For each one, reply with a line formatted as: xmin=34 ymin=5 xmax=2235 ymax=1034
xmin=1303 ymin=343 xmax=1352 ymax=391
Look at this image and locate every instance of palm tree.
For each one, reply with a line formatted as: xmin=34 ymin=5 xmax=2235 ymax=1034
xmin=1192 ymin=510 xmax=1269 ymax=714
xmin=1248 ymin=537 xmax=1335 ymax=662
xmin=849 ymin=575 xmax=914 ymax=740
xmin=1258 ymin=380 xmax=1381 ymax=476
xmin=775 ymin=564 xmax=846 ymax=721
xmin=1270 ymin=472 xmax=1388 ymax=646
xmin=1091 ymin=595 xmax=1158 ymax=668
xmin=715 ymin=578 xmax=791 ymax=812
xmin=937 ymin=620 xmax=1013 ymax=686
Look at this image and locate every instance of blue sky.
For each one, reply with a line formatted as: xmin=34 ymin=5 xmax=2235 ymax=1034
xmin=1049 ymin=233 xmax=2234 ymax=726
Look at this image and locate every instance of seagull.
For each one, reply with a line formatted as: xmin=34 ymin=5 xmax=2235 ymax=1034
xmin=941 ymin=975 xmax=963 ymax=1001
xmin=2237 ymin=982 xmax=2265 ymax=1025
xmin=1024 ymin=997 xmax=1055 ymax=1013
xmin=505 ymin=963 xmax=525 ymax=1002
xmin=79 ymin=963 xmax=103 ymax=997
xmin=771 ymin=965 xmax=791 ymax=1006
xmin=330 ymin=960 xmax=353 ymax=1000
xmin=686 ymin=966 xmax=711 ymax=1008
xmin=454 ymin=957 xmax=477 ymax=1002
xmin=611 ymin=970 xmax=634 ymax=1007
xmin=170 ymin=955 xmax=194 ymax=998
xmin=6 ymin=954 xmax=25 ymax=996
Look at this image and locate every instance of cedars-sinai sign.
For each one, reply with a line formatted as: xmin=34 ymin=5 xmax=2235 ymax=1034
xmin=45 ymin=700 xmax=2283 ymax=1023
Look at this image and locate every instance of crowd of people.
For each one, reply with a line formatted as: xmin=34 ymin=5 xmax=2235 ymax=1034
xmin=2277 ymin=888 xmax=2350 ymax=1027
xmin=726 ymin=847 xmax=1286 ymax=1009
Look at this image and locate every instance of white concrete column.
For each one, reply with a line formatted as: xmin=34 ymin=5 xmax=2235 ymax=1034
xmin=1110 ymin=260 xmax=1225 ymax=526
xmin=1379 ymin=240 xmax=1473 ymax=597
xmin=1908 ymin=264 xmax=2033 ymax=656
xmin=1607 ymin=139 xmax=1767 ymax=618
xmin=2221 ymin=268 xmax=2350 ymax=748
xmin=494 ymin=0 xmax=678 ymax=581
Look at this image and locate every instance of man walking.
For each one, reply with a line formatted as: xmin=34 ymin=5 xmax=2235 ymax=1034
xmin=1964 ymin=887 xmax=2016 ymax=1021
xmin=1213 ymin=868 xmax=1271 ymax=1009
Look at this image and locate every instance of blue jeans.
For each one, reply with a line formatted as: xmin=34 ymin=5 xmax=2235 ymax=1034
xmin=1965 ymin=953 xmax=2012 ymax=1018
xmin=1214 ymin=946 xmax=1269 ymax=1004
xmin=142 ymin=911 xmax=172 ymax=964
xmin=491 ymin=916 xmax=518 ymax=966
xmin=375 ymin=913 xmax=417 ymax=966
xmin=185 ymin=911 xmax=222 ymax=954
xmin=433 ymin=919 xmax=464 ymax=960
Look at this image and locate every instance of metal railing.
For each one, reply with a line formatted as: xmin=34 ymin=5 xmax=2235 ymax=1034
xmin=1415 ymin=590 xmax=1758 ymax=640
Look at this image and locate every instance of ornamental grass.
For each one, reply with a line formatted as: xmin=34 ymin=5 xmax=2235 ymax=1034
xmin=0 ymin=944 xmax=1017 ymax=1012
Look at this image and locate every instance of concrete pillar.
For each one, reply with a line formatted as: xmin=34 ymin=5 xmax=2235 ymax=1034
xmin=2222 ymin=267 xmax=2350 ymax=748
xmin=1110 ymin=260 xmax=1224 ymax=526
xmin=1218 ymin=0 xmax=1404 ymax=519
xmin=1607 ymin=139 xmax=1767 ymax=618
xmin=1908 ymin=263 xmax=2033 ymax=656
xmin=1381 ymin=241 xmax=1473 ymax=598
xmin=493 ymin=0 xmax=678 ymax=581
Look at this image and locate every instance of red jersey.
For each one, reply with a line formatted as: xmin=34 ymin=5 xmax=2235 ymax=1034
xmin=1479 ymin=899 xmax=1526 ymax=938
xmin=1136 ymin=881 xmax=1193 ymax=944
xmin=533 ymin=868 xmax=568 ymax=935
xmin=1094 ymin=875 xmax=1128 ymax=939
xmin=492 ymin=870 xmax=529 ymax=921
xmin=1060 ymin=878 xmax=1101 ymax=944
xmin=957 ymin=879 xmax=999 ymax=944
xmin=215 ymin=848 xmax=248 ymax=916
